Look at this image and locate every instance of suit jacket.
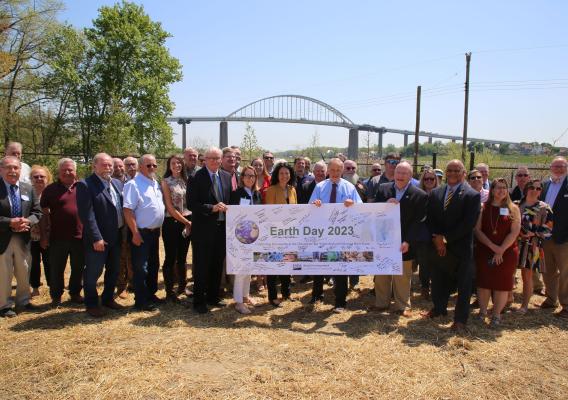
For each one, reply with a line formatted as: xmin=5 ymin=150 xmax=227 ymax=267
xmin=229 ymin=187 xmax=262 ymax=206
xmin=541 ymin=176 xmax=568 ymax=244
xmin=76 ymin=173 xmax=123 ymax=247
xmin=188 ymin=167 xmax=231 ymax=241
xmin=299 ymin=179 xmax=317 ymax=204
xmin=374 ymin=182 xmax=428 ymax=261
xmin=426 ymin=182 xmax=480 ymax=256
xmin=264 ymin=184 xmax=298 ymax=205
xmin=366 ymin=175 xmax=388 ymax=202
xmin=0 ymin=180 xmax=42 ymax=254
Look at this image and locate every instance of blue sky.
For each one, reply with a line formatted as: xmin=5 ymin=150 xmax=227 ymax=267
xmin=61 ymin=1 xmax=568 ymax=151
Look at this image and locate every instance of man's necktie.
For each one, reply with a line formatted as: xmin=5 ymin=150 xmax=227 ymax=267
xmin=10 ymin=185 xmax=22 ymax=217
xmin=213 ymin=173 xmax=225 ymax=221
xmin=231 ymin=173 xmax=238 ymax=191
xmin=444 ymin=188 xmax=454 ymax=210
xmin=330 ymin=183 xmax=337 ymax=203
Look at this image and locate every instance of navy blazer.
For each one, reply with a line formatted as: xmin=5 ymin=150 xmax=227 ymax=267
xmin=188 ymin=167 xmax=232 ymax=241
xmin=76 ymin=173 xmax=123 ymax=247
xmin=0 ymin=180 xmax=42 ymax=254
xmin=426 ymin=182 xmax=480 ymax=256
xmin=374 ymin=182 xmax=428 ymax=261
xmin=541 ymin=176 xmax=568 ymax=244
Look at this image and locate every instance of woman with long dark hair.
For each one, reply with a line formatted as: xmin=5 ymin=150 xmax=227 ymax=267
xmin=264 ymin=163 xmax=297 ymax=307
xmin=161 ymin=154 xmax=191 ymax=302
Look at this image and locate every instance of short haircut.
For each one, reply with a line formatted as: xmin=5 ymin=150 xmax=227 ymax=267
xmin=58 ymin=157 xmax=77 ymax=170
xmin=384 ymin=152 xmax=401 ymax=161
xmin=313 ymin=160 xmax=327 ymax=170
xmin=93 ymin=152 xmax=112 ymax=165
xmin=0 ymin=156 xmax=20 ymax=168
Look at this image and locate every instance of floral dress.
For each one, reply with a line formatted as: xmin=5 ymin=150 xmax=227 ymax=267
xmin=517 ymin=200 xmax=553 ymax=272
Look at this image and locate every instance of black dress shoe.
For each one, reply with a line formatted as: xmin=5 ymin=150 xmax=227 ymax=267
xmin=194 ymin=304 xmax=209 ymax=314
xmin=0 ymin=308 xmax=16 ymax=318
xmin=269 ymin=300 xmax=282 ymax=308
xmin=23 ymin=303 xmax=39 ymax=310
xmin=149 ymin=295 xmax=164 ymax=304
xmin=207 ymin=299 xmax=227 ymax=307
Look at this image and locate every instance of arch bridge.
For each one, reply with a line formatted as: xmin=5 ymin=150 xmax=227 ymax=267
xmin=168 ymin=94 xmax=517 ymax=159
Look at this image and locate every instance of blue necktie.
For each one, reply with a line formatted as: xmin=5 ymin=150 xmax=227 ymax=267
xmin=10 ymin=185 xmax=22 ymax=217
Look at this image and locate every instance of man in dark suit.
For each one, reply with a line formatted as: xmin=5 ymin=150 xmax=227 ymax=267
xmin=0 ymin=156 xmax=42 ymax=317
xmin=539 ymin=156 xmax=568 ymax=318
xmin=299 ymin=161 xmax=327 ymax=204
xmin=424 ymin=159 xmax=480 ymax=332
xmin=76 ymin=152 xmax=125 ymax=317
xmin=188 ymin=147 xmax=232 ymax=314
xmin=371 ymin=161 xmax=427 ymax=317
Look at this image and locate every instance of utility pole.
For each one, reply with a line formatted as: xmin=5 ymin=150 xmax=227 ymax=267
xmin=414 ymin=85 xmax=421 ymax=175
xmin=462 ymin=52 xmax=472 ymax=163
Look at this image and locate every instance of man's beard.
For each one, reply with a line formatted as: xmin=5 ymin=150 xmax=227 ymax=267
xmin=343 ymin=174 xmax=359 ymax=185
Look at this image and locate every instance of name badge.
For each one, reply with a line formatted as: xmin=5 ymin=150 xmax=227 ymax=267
xmin=21 ymin=195 xmax=29 ymax=201
xmin=239 ymin=198 xmax=250 ymax=206
xmin=500 ymin=207 xmax=509 ymax=216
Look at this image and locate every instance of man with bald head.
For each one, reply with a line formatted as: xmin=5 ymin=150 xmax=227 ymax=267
xmin=539 ymin=156 xmax=568 ymax=318
xmin=371 ymin=161 xmax=427 ymax=317
xmin=424 ymin=159 xmax=480 ymax=332
xmin=112 ymin=158 xmax=126 ymax=183
xmin=123 ymin=154 xmax=165 ymax=312
xmin=309 ymin=158 xmax=362 ymax=312
xmin=77 ymin=153 xmax=125 ymax=317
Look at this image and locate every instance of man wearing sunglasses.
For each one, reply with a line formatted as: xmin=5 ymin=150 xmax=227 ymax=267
xmin=510 ymin=166 xmax=530 ymax=202
xmin=123 ymin=154 xmax=165 ymax=312
xmin=366 ymin=153 xmax=400 ymax=202
xmin=77 ymin=153 xmax=125 ymax=317
xmin=262 ymin=152 xmax=275 ymax=174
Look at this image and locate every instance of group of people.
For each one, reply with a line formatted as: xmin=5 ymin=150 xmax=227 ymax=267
xmin=1 ymin=141 xmax=567 ymax=334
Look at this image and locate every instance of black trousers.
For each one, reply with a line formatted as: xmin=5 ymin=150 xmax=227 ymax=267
xmin=161 ymin=217 xmax=190 ymax=295
xmin=192 ymin=223 xmax=225 ymax=307
xmin=49 ymin=239 xmax=85 ymax=300
xmin=430 ymin=246 xmax=473 ymax=324
xmin=267 ymin=275 xmax=291 ymax=301
xmin=312 ymin=275 xmax=348 ymax=307
xmin=30 ymin=241 xmax=50 ymax=289
xmin=416 ymin=242 xmax=432 ymax=290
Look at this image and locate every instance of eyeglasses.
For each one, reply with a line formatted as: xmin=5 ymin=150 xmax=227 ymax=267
xmin=386 ymin=159 xmax=399 ymax=165
xmin=263 ymin=156 xmax=274 ymax=160
xmin=344 ymin=167 xmax=356 ymax=170
xmin=146 ymin=164 xmax=158 ymax=169
xmin=527 ymin=186 xmax=542 ymax=191
xmin=494 ymin=186 xmax=508 ymax=190
xmin=243 ymin=174 xmax=256 ymax=178
xmin=516 ymin=174 xmax=529 ymax=177
xmin=423 ymin=177 xmax=436 ymax=182
xmin=469 ymin=176 xmax=482 ymax=180
xmin=32 ymin=175 xmax=46 ymax=180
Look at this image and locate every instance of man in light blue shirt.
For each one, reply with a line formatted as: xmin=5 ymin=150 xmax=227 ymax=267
xmin=123 ymin=154 xmax=165 ymax=311
xmin=309 ymin=158 xmax=362 ymax=312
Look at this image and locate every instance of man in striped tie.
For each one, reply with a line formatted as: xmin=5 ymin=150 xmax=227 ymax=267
xmin=423 ymin=159 xmax=481 ymax=333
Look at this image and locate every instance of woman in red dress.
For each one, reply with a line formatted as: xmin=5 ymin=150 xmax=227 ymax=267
xmin=474 ymin=178 xmax=521 ymax=326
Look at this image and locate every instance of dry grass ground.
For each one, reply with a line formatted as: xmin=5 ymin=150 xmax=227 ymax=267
xmin=1 ymin=256 xmax=568 ymax=400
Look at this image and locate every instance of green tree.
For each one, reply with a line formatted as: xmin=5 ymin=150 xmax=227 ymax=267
xmin=241 ymin=122 xmax=261 ymax=162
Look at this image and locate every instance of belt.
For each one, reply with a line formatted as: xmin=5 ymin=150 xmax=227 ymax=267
xmin=139 ymin=227 xmax=160 ymax=233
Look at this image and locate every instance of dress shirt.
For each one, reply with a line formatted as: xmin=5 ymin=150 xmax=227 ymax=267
xmin=545 ymin=175 xmax=565 ymax=207
xmin=3 ymin=179 xmax=20 ymax=210
xmin=96 ymin=174 xmax=124 ymax=228
xmin=308 ymin=178 xmax=362 ymax=204
xmin=444 ymin=183 xmax=462 ymax=203
xmin=123 ymin=173 xmax=165 ymax=229
xmin=206 ymin=167 xmax=223 ymax=199
xmin=482 ymin=180 xmax=490 ymax=190
xmin=19 ymin=162 xmax=31 ymax=184
xmin=394 ymin=182 xmax=411 ymax=202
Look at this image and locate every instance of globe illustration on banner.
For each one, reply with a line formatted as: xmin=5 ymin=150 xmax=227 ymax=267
xmin=235 ymin=220 xmax=260 ymax=244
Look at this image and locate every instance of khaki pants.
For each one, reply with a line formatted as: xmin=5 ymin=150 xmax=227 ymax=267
xmin=374 ymin=260 xmax=413 ymax=311
xmin=542 ymin=240 xmax=568 ymax=309
xmin=0 ymin=235 xmax=31 ymax=310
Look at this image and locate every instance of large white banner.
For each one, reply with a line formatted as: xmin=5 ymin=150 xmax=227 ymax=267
xmin=226 ymin=203 xmax=402 ymax=275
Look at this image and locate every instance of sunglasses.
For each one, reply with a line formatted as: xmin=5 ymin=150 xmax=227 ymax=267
xmin=386 ymin=159 xmax=399 ymax=165
xmin=527 ymin=186 xmax=542 ymax=191
xmin=469 ymin=176 xmax=482 ymax=180
xmin=146 ymin=164 xmax=158 ymax=169
xmin=423 ymin=177 xmax=436 ymax=182
xmin=372 ymin=169 xmax=382 ymax=172
xmin=516 ymin=174 xmax=529 ymax=178
xmin=263 ymin=156 xmax=274 ymax=160
xmin=344 ymin=167 xmax=356 ymax=170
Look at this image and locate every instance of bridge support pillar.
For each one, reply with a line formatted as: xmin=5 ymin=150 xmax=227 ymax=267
xmin=404 ymin=134 xmax=408 ymax=147
xmin=348 ymin=128 xmax=359 ymax=161
xmin=428 ymin=136 xmax=432 ymax=144
xmin=452 ymin=139 xmax=456 ymax=143
xmin=378 ymin=131 xmax=383 ymax=159
xmin=219 ymin=121 xmax=228 ymax=148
